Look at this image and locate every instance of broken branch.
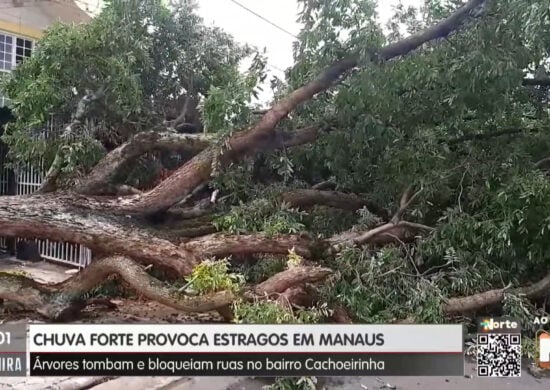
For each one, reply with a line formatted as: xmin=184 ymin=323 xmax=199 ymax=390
xmin=443 ymin=272 xmax=550 ymax=314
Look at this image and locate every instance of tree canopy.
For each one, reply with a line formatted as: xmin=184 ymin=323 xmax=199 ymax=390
xmin=1 ymin=0 xmax=550 ymax=378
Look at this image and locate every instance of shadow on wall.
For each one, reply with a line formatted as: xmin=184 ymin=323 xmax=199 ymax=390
xmin=0 ymin=105 xmax=15 ymax=196
xmin=0 ymin=105 xmax=16 ymax=254
xmin=0 ymin=106 xmax=14 ymax=129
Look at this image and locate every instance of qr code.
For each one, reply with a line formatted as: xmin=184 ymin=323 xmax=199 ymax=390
xmin=477 ymin=333 xmax=521 ymax=377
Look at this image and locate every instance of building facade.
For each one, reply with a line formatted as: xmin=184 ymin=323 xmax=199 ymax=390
xmin=0 ymin=0 xmax=93 ymax=267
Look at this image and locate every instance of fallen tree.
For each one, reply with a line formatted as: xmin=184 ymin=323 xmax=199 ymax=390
xmin=2 ymin=0 xmax=550 ymax=325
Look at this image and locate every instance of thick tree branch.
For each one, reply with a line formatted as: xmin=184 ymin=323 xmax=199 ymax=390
xmin=0 ymin=256 xmax=235 ymax=318
xmin=77 ymin=131 xmax=212 ymax=195
xmin=38 ymin=152 xmax=65 ymax=193
xmin=183 ymin=233 xmax=315 ymax=259
xmin=254 ymin=266 xmax=333 ymax=295
xmin=0 ymin=194 xmax=320 ymax=275
xmin=329 ymin=220 xmax=434 ymax=252
xmin=0 ymin=194 xmax=198 ymax=275
xmin=56 ymin=125 xmax=320 ymax=197
xmin=1 ymin=259 xmax=333 ymax=320
xmin=282 ymin=189 xmax=388 ymax=219
xmin=443 ymin=272 xmax=550 ymax=314
xmin=58 ymin=256 xmax=234 ymax=313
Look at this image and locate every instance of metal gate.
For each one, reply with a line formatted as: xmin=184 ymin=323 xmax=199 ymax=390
xmin=0 ymin=128 xmax=92 ymax=268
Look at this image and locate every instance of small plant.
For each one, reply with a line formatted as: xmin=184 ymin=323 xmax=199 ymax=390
xmin=185 ymin=258 xmax=244 ymax=294
xmin=287 ymin=247 xmax=303 ymax=268
xmin=522 ymin=336 xmax=538 ymax=361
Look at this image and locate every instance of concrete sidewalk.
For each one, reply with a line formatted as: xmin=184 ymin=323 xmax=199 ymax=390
xmin=0 ymin=257 xmax=73 ymax=284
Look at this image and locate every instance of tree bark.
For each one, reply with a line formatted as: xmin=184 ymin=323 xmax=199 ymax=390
xmin=77 ymin=131 xmax=212 ymax=195
xmin=276 ymin=286 xmax=316 ymax=309
xmin=282 ymin=189 xmax=388 ymax=218
xmin=184 ymin=233 xmax=315 ymax=259
xmin=443 ymin=272 xmax=550 ymax=314
xmin=0 ymin=194 xmax=198 ymax=275
xmin=255 ymin=266 xmax=333 ymax=295
xmin=0 ymin=195 xmax=322 ymax=275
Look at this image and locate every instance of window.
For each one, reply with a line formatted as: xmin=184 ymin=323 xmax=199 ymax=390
xmin=0 ymin=33 xmax=33 ymax=107
xmin=0 ymin=33 xmax=32 ymax=72
xmin=0 ymin=34 xmax=13 ymax=71
xmin=16 ymin=37 xmax=32 ymax=64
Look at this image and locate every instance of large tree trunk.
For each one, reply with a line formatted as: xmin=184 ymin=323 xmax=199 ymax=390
xmin=0 ymin=195 xmax=318 ymax=275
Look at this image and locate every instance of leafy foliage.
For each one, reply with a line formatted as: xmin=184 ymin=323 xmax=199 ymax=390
xmin=233 ymin=300 xmax=327 ymax=324
xmin=1 ymin=0 xmax=253 ymax=176
xmin=319 ymin=246 xmax=445 ymax=323
xmin=185 ymin=258 xmax=244 ymax=294
xmin=237 ymin=255 xmax=287 ymax=284
xmin=264 ymin=376 xmax=318 ymax=390
xmin=213 ymin=198 xmax=308 ymax=236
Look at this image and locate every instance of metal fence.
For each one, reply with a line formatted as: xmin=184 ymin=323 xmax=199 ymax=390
xmin=0 ymin=120 xmax=93 ymax=268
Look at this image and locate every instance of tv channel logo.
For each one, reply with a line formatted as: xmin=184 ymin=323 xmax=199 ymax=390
xmin=478 ymin=317 xmax=521 ymax=333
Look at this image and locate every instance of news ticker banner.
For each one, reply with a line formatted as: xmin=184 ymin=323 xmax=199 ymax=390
xmin=1 ymin=323 xmax=464 ymax=377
